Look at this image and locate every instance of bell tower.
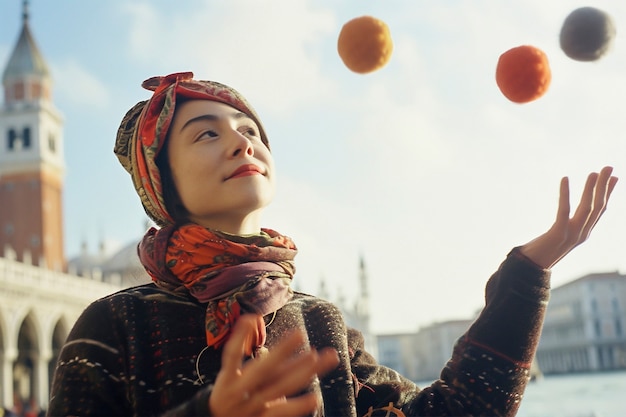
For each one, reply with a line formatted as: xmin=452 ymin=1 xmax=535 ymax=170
xmin=0 ymin=1 xmax=65 ymax=270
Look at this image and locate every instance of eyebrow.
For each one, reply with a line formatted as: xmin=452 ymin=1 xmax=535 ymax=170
xmin=179 ymin=111 xmax=253 ymax=133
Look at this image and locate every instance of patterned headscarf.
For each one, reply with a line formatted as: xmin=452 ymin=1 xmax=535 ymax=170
xmin=114 ymin=72 xmax=269 ymax=227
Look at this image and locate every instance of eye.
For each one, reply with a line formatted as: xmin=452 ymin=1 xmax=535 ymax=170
xmin=197 ymin=130 xmax=219 ymax=141
xmin=240 ymin=126 xmax=260 ymax=139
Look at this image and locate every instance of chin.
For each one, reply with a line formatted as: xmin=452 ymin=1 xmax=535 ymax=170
xmin=245 ymin=188 xmax=274 ymax=207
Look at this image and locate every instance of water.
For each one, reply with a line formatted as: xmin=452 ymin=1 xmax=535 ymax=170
xmin=517 ymin=370 xmax=626 ymax=417
xmin=416 ymin=370 xmax=626 ymax=417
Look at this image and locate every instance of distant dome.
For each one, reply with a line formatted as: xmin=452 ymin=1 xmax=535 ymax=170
xmin=66 ymin=248 xmax=106 ymax=279
xmin=67 ymin=240 xmax=150 ymax=287
xmin=100 ymin=240 xmax=150 ymax=286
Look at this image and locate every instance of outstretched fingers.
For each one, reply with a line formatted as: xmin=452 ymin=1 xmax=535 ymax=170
xmin=520 ymin=166 xmax=618 ymax=270
xmin=211 ymin=315 xmax=339 ymax=417
xmin=571 ymin=166 xmax=617 ymax=244
xmin=221 ymin=314 xmax=264 ymax=375
xmin=554 ymin=176 xmax=571 ymax=227
xmin=569 ymin=171 xmax=599 ymax=240
xmin=587 ymin=166 xmax=619 ymax=233
xmin=240 ymin=330 xmax=339 ymax=402
xmin=211 ymin=315 xmax=266 ymax=416
xmin=249 ymin=345 xmax=339 ymax=402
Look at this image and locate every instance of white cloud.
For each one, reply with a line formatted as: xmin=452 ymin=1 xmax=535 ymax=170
xmin=120 ymin=0 xmax=338 ymax=115
xmin=121 ymin=2 xmax=160 ymax=61
xmin=51 ymin=59 xmax=111 ymax=109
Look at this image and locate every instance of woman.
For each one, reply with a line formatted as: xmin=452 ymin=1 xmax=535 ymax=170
xmin=48 ymin=72 xmax=618 ymax=417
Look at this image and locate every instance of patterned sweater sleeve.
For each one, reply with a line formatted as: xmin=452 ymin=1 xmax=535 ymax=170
xmin=47 ymin=297 xmax=133 ymax=416
xmin=47 ymin=295 xmax=213 ymax=417
xmin=350 ymin=247 xmax=551 ymax=417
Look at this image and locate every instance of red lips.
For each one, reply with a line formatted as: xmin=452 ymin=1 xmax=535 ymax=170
xmin=226 ymin=164 xmax=264 ymax=180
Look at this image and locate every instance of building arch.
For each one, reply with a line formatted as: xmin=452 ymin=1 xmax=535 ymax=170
xmin=0 ymin=308 xmax=6 ymax=351
xmin=48 ymin=316 xmax=69 ymax=391
xmin=0 ymin=308 xmax=7 ymax=408
xmin=14 ymin=311 xmax=40 ymax=414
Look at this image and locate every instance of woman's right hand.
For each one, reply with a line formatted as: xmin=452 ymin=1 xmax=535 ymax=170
xmin=209 ymin=314 xmax=340 ymax=417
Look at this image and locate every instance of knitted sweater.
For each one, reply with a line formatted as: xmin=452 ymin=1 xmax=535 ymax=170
xmin=47 ymin=248 xmax=549 ymax=417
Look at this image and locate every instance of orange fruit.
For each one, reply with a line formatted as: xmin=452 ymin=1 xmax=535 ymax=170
xmin=495 ymin=45 xmax=552 ymax=103
xmin=337 ymin=15 xmax=393 ymax=74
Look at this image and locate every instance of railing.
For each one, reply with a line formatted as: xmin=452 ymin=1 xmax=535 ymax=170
xmin=0 ymin=255 xmax=122 ymax=304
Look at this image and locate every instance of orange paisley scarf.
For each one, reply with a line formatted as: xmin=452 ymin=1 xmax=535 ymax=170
xmin=138 ymin=224 xmax=297 ymax=348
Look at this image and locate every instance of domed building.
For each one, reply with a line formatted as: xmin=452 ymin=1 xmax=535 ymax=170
xmin=67 ymin=238 xmax=150 ymax=286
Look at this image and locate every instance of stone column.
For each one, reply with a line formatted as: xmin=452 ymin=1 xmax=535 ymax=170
xmin=2 ymin=348 xmax=16 ymax=410
xmin=35 ymin=349 xmax=52 ymax=410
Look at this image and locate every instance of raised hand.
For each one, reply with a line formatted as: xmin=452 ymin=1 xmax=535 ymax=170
xmin=520 ymin=166 xmax=618 ymax=270
xmin=209 ymin=314 xmax=340 ymax=417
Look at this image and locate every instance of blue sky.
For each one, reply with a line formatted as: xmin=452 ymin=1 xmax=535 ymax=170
xmin=2 ymin=0 xmax=626 ymax=334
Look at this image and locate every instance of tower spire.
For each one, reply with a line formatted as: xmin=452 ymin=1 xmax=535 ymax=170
xmin=0 ymin=0 xmax=66 ymax=271
xmin=2 ymin=0 xmax=51 ymax=101
xmin=23 ymin=0 xmax=30 ymax=24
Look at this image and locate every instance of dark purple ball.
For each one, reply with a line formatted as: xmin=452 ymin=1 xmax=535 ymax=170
xmin=560 ymin=7 xmax=616 ymax=62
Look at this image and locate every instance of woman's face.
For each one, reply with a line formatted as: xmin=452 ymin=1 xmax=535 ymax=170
xmin=166 ymin=99 xmax=275 ymax=233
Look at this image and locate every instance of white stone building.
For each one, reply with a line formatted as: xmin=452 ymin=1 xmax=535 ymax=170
xmin=536 ymin=271 xmax=626 ymax=374
xmin=0 ymin=4 xmax=133 ymax=413
xmin=0 ymin=251 xmax=121 ymax=412
xmin=377 ymin=319 xmax=473 ymax=383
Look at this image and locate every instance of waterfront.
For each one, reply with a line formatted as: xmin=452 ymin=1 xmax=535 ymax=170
xmin=416 ymin=370 xmax=626 ymax=417
xmin=517 ymin=370 xmax=626 ymax=417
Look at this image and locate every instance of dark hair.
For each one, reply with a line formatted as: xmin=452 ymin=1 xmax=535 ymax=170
xmin=155 ymin=141 xmax=190 ymax=225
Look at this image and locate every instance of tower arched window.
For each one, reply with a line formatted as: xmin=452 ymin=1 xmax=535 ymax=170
xmin=48 ymin=133 xmax=56 ymax=153
xmin=8 ymin=128 xmax=17 ymax=150
xmin=22 ymin=126 xmax=31 ymax=148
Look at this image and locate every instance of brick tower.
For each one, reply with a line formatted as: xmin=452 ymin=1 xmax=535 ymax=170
xmin=0 ymin=1 xmax=65 ymax=271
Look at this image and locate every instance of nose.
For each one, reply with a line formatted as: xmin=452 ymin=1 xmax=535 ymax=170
xmin=228 ymin=129 xmax=254 ymax=158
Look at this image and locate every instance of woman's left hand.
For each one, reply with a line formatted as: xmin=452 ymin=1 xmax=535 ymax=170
xmin=209 ymin=314 xmax=340 ymax=417
xmin=520 ymin=166 xmax=618 ymax=269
